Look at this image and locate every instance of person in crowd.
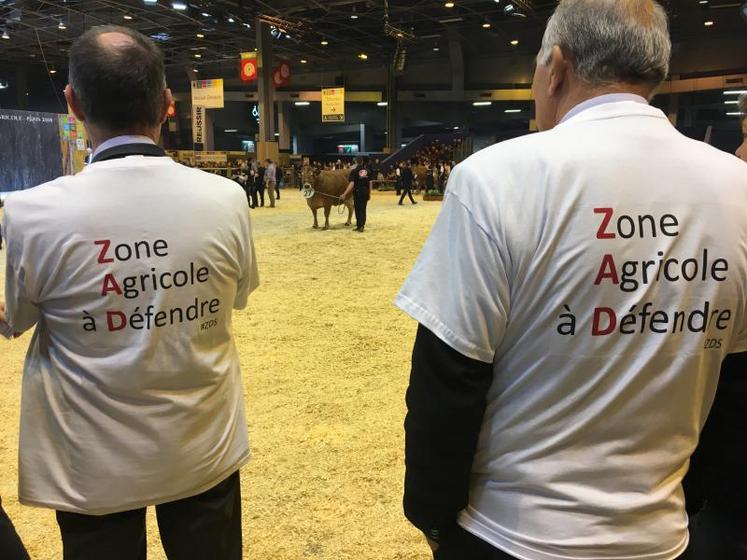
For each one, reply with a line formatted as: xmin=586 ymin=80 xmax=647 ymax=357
xmin=683 ymin=94 xmax=747 ymax=560
xmin=437 ymin=161 xmax=446 ymax=194
xmin=255 ymin=159 xmax=266 ymax=208
xmin=398 ymin=161 xmax=417 ymax=206
xmin=425 ymin=163 xmax=435 ymax=193
xmin=395 ymin=162 xmax=403 ymax=196
xmin=396 ymin=1 xmax=747 ymax=559
xmin=0 ymin=25 xmax=259 ymax=560
xmin=341 ymin=156 xmax=373 ymax=232
xmin=264 ymin=158 xmax=277 ymax=208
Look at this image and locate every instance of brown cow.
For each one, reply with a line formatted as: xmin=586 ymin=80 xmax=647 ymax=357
xmin=301 ymin=166 xmax=354 ymax=230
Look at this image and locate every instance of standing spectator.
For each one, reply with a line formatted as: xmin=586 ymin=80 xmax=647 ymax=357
xmin=264 ymin=158 xmax=277 ymax=208
xmin=341 ymin=157 xmax=373 ymax=232
xmin=425 ymin=164 xmax=435 ymax=193
xmin=1 ymin=25 xmax=259 ymax=560
xmin=255 ymin=160 xmax=266 ymax=208
xmin=398 ymin=162 xmax=417 ymax=206
xmin=395 ymin=163 xmax=403 ymax=196
xmin=396 ymin=1 xmax=747 ymax=559
xmin=684 ymin=94 xmax=747 ymax=560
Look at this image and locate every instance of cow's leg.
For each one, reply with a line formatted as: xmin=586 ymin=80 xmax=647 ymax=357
xmin=345 ymin=200 xmax=353 ymax=226
xmin=323 ymin=204 xmax=331 ymax=230
xmin=312 ymin=207 xmax=319 ymax=229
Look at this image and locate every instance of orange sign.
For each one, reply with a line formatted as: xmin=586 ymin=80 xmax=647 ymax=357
xmin=166 ymin=102 xmax=176 ymax=118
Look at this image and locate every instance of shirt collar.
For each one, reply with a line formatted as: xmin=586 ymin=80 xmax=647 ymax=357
xmin=92 ymin=135 xmax=156 ymax=159
xmin=560 ymin=94 xmax=649 ymax=124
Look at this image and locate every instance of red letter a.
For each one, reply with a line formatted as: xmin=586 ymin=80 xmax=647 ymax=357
xmin=594 ymin=254 xmax=619 ymax=286
xmin=101 ymin=274 xmax=123 ymax=297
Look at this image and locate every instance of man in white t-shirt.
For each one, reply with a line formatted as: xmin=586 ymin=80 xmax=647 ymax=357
xmin=396 ymin=1 xmax=747 ymax=559
xmin=0 ymin=25 xmax=258 ymax=559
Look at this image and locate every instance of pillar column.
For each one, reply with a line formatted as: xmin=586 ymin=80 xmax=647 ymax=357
xmin=278 ymin=101 xmax=291 ymax=152
xmin=385 ymin=66 xmax=400 ymax=152
xmin=257 ymin=20 xmax=279 ymax=163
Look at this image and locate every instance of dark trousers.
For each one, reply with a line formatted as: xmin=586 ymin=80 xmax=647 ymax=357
xmin=0 ymin=498 xmax=29 ymax=560
xmin=354 ymin=192 xmax=369 ymax=229
xmin=436 ymin=526 xmax=694 ymax=560
xmin=399 ymin=186 xmax=416 ymax=205
xmin=689 ymin=503 xmax=747 ymax=559
xmin=255 ymin=183 xmax=265 ymax=207
xmin=56 ymin=472 xmax=242 ymax=560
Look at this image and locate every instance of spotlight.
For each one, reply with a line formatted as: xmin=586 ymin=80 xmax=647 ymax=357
xmin=58 ymin=21 xmax=67 ymax=30
xmin=1 ymin=30 xmax=9 ymax=40
xmin=123 ymin=15 xmax=133 ymax=20
xmin=321 ymin=40 xmax=329 ymax=45
xmin=172 ymin=2 xmax=187 ymax=10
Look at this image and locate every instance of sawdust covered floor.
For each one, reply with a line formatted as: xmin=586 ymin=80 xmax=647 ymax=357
xmin=0 ymin=190 xmax=441 ymax=560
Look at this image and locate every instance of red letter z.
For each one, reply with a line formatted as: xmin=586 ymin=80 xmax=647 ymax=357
xmin=94 ymin=240 xmax=114 ymax=263
xmin=594 ymin=208 xmax=615 ymax=239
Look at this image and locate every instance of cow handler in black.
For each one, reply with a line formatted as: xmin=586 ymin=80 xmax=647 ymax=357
xmin=341 ymin=157 xmax=372 ymax=233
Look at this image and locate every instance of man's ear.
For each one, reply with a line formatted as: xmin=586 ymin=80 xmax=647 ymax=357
xmin=547 ymin=45 xmax=570 ymax=98
xmin=64 ymin=85 xmax=86 ymax=122
xmin=160 ymin=88 xmax=174 ymax=124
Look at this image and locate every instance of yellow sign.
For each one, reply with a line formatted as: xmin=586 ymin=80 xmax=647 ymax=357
xmin=191 ymin=78 xmax=224 ymax=109
xmin=322 ymin=87 xmax=345 ymax=123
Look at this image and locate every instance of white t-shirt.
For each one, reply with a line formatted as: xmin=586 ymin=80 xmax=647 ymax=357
xmin=396 ymin=100 xmax=747 ymax=560
xmin=2 ymin=155 xmax=259 ymax=514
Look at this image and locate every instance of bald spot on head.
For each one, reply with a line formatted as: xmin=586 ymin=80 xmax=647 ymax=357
xmin=96 ymin=31 xmax=139 ymax=52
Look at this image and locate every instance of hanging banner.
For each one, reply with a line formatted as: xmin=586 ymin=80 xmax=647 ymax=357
xmin=191 ymin=79 xmax=224 ymax=109
xmin=322 ymin=87 xmax=345 ymax=123
xmin=240 ymin=52 xmax=258 ymax=82
xmin=272 ymin=61 xmax=291 ymax=88
xmin=192 ymin=104 xmax=204 ymax=145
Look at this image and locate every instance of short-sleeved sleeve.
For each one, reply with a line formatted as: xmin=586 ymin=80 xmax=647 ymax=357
xmin=348 ymin=169 xmax=356 ymax=183
xmin=233 ymin=204 xmax=260 ymax=310
xmin=395 ymin=168 xmax=511 ymax=364
xmin=3 ymin=204 xmax=41 ymax=333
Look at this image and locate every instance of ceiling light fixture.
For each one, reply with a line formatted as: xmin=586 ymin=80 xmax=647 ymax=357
xmin=505 ymin=109 xmax=522 ymax=113
xmin=321 ymin=40 xmax=328 ymax=45
xmin=453 ymin=126 xmax=459 ymax=129
xmin=727 ymin=112 xmax=745 ymax=116
xmin=433 ymin=47 xmax=440 ymax=51
xmin=123 ymin=14 xmax=133 ymax=20
xmin=58 ymin=21 xmax=67 ymax=30
xmin=224 ymin=129 xmax=238 ymax=133
xmin=358 ymin=53 xmax=368 ymax=60
xmin=482 ymin=22 xmax=491 ymax=28
xmin=473 ymin=101 xmax=491 ymax=106
xmin=724 ymin=90 xmax=747 ymax=95
xmin=725 ymin=100 xmax=739 ymax=105
xmin=300 ymin=59 xmax=308 ymax=63
xmin=49 ymin=68 xmax=57 ymax=74
xmin=510 ymin=39 xmax=519 ymax=46
xmin=144 ymin=0 xmax=158 ymax=4
xmin=377 ymin=102 xmax=388 ymax=106
xmin=201 ymin=12 xmax=210 ymax=17
xmin=445 ymin=1 xmax=455 ymax=7
xmin=172 ymin=2 xmax=187 ymax=10
xmin=704 ymin=20 xmax=714 ymax=26
xmin=196 ymin=32 xmax=204 ymax=38
xmin=228 ymin=17 xmax=235 ymax=23
xmin=295 ymin=101 xmax=310 ymax=106
xmin=194 ymin=53 xmax=201 ymax=58
xmin=192 ymin=68 xmax=199 ymax=72
xmin=1 ymin=30 xmax=9 ymax=40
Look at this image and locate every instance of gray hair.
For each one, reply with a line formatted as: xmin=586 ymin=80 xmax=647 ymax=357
xmin=739 ymin=94 xmax=747 ymax=123
xmin=539 ymin=0 xmax=671 ymax=87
